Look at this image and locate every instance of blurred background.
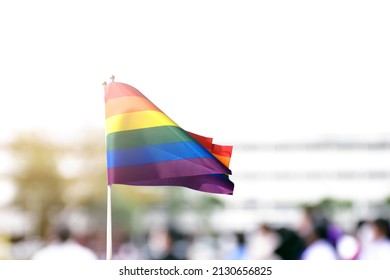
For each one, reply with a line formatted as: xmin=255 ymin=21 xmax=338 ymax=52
xmin=2 ymin=132 xmax=390 ymax=260
xmin=1 ymin=0 xmax=390 ymax=260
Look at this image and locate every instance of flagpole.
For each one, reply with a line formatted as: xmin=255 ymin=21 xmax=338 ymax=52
xmin=103 ymin=79 xmax=112 ymax=260
xmin=106 ymin=184 xmax=112 ymax=260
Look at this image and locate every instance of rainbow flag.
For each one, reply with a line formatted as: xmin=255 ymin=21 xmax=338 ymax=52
xmin=104 ymin=82 xmax=234 ymax=195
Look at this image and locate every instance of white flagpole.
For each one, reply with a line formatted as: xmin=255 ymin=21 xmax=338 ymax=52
xmin=103 ymin=79 xmax=113 ymax=260
xmin=106 ymin=184 xmax=112 ymax=260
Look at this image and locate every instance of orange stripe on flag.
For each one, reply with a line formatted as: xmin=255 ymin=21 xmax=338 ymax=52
xmin=213 ymin=154 xmax=231 ymax=168
xmin=105 ymin=96 xmax=161 ymax=118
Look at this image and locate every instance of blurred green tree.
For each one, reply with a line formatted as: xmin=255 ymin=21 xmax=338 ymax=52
xmin=8 ymin=132 xmax=65 ymax=237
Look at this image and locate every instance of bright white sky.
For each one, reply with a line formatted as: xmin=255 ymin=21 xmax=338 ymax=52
xmin=1 ymin=1 xmax=390 ymax=204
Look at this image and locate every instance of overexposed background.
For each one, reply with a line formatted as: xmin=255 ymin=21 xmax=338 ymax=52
xmin=1 ymin=0 xmax=390 ymax=260
xmin=1 ymin=0 xmax=390 ymax=202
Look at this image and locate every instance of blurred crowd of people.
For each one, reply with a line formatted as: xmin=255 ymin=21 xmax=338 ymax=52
xmin=2 ymin=207 xmax=390 ymax=260
xmin=240 ymin=209 xmax=390 ymax=260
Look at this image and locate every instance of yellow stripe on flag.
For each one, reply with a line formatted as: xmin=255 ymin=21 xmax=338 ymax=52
xmin=106 ymin=111 xmax=178 ymax=134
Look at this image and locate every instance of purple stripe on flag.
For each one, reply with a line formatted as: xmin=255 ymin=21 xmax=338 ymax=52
xmin=107 ymin=158 xmax=231 ymax=184
xmin=132 ymin=175 xmax=234 ymax=195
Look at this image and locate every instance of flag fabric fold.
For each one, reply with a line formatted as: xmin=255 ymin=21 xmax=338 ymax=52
xmin=104 ymin=82 xmax=234 ymax=195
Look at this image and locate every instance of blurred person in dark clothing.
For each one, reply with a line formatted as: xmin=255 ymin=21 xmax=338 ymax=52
xmin=249 ymin=224 xmax=305 ymax=260
xmin=161 ymin=228 xmax=190 ymax=260
xmin=274 ymin=227 xmax=306 ymax=260
xmin=160 ymin=235 xmax=181 ymax=260
xmin=298 ymin=206 xmax=342 ymax=249
xmin=226 ymin=232 xmax=248 ymax=260
xmin=298 ymin=206 xmax=326 ymax=239
xmin=146 ymin=226 xmax=188 ymax=260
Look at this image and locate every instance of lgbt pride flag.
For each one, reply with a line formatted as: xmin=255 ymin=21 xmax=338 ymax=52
xmin=104 ymin=82 xmax=234 ymax=195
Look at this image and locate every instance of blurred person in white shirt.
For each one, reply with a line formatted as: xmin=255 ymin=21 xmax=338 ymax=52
xmin=301 ymin=223 xmax=337 ymax=260
xmin=358 ymin=218 xmax=390 ymax=260
xmin=31 ymin=225 xmax=97 ymax=260
xmin=247 ymin=224 xmax=281 ymax=260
